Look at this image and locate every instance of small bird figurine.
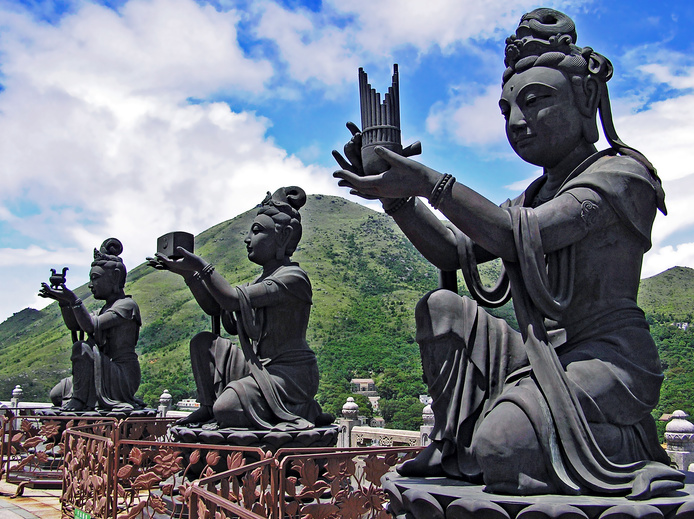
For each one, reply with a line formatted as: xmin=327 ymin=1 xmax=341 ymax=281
xmin=49 ymin=267 xmax=69 ymax=289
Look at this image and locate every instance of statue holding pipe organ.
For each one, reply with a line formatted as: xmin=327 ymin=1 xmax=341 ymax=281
xmin=333 ymin=7 xmax=685 ymax=501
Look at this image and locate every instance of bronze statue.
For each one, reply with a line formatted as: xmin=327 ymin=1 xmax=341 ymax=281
xmin=333 ymin=8 xmax=683 ymax=499
xmin=149 ymin=187 xmax=324 ymax=430
xmin=40 ymin=238 xmax=144 ymax=412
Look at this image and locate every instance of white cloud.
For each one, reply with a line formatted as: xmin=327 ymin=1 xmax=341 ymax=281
xmin=612 ymin=91 xmax=694 ymax=254
xmin=426 ymin=84 xmax=506 ymax=147
xmin=323 ymin=0 xmax=577 ymax=55
xmin=251 ymin=0 xmax=591 ymax=88
xmin=253 ymin=2 xmax=361 ymax=87
xmin=0 ymin=0 xmax=341 ymax=321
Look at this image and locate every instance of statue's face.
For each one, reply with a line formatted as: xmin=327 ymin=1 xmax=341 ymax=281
xmin=245 ymin=214 xmax=281 ymax=266
xmin=500 ymin=66 xmax=585 ymax=168
xmin=88 ymin=266 xmax=118 ymax=300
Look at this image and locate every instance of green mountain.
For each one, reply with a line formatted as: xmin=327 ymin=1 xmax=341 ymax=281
xmin=1 ymin=196 xmax=693 ymax=432
xmin=0 ymin=196 xmax=454 ymax=419
xmin=638 ymin=266 xmax=694 ymax=322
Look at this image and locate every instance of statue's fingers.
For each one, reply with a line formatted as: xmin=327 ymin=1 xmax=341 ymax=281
xmin=373 ymin=145 xmax=404 ymax=166
xmin=176 ymin=246 xmax=194 ymax=259
xmin=344 ymin=142 xmax=363 ymax=175
xmin=350 ymin=190 xmax=379 ymax=200
xmin=333 ymin=169 xmax=360 ymax=184
xmin=331 ymin=150 xmax=356 ymax=173
xmin=336 ymin=178 xmax=356 ymax=189
xmin=346 ymin=121 xmax=361 ymax=136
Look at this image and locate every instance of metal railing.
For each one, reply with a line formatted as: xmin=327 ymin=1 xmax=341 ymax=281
xmin=1 ymin=407 xmax=116 ymax=497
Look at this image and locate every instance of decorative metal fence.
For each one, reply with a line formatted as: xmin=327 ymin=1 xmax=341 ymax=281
xmin=1 ymin=408 xmax=116 ymax=497
xmin=59 ymin=415 xmax=423 ymax=519
xmin=63 ymin=417 xmax=268 ymax=519
xmin=188 ymin=446 xmax=421 ymax=519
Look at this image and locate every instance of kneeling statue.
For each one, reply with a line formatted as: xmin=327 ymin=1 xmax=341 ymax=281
xmin=333 ymin=8 xmax=683 ymax=499
xmin=40 ymin=238 xmax=144 ymax=412
xmin=150 ymin=186 xmax=323 ymax=430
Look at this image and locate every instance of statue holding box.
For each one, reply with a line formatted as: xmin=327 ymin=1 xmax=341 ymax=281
xmin=149 ymin=187 xmax=325 ymax=430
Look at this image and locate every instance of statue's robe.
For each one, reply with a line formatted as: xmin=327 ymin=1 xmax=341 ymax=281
xmin=52 ymin=296 xmax=144 ymax=410
xmin=191 ymin=263 xmax=321 ymax=429
xmin=422 ymin=151 xmax=683 ymax=498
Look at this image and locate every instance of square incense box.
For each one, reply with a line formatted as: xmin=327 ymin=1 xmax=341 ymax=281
xmin=157 ymin=231 xmax=195 ymax=259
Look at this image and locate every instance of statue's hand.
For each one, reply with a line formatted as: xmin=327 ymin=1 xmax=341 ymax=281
xmin=332 ymin=121 xmax=364 ymax=175
xmin=146 ymin=255 xmax=167 ymax=270
xmin=154 ymin=247 xmax=206 ymax=276
xmin=39 ymin=282 xmax=76 ymax=304
xmin=332 ymin=122 xmax=393 ymax=201
xmin=333 ymin=146 xmax=440 ymax=200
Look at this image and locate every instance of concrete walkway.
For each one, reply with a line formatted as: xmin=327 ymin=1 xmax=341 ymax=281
xmin=0 ymin=481 xmax=61 ymax=519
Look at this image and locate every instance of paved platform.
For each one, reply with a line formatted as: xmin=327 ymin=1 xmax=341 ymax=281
xmin=0 ymin=481 xmax=61 ymax=519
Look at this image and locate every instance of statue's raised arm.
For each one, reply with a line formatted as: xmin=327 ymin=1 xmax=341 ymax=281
xmin=150 ymin=187 xmax=327 ymax=431
xmin=41 ymin=238 xmax=144 ymax=412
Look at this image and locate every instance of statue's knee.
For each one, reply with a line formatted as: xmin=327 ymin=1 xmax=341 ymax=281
xmin=416 ymin=289 xmax=466 ymax=340
xmin=71 ymin=341 xmax=94 ymax=360
xmin=473 ymin=402 xmax=548 ymax=488
xmin=190 ymin=331 xmax=217 ymax=351
xmin=213 ymin=390 xmax=248 ymax=427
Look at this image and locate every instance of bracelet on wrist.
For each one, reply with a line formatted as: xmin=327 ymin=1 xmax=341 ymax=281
xmin=193 ymin=263 xmax=215 ymax=282
xmin=71 ymin=298 xmax=83 ymax=308
xmin=429 ymin=174 xmax=455 ymax=210
xmin=383 ymin=197 xmax=412 ymax=216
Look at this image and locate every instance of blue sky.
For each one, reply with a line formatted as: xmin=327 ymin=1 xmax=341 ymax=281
xmin=1 ymin=0 xmax=693 ymax=322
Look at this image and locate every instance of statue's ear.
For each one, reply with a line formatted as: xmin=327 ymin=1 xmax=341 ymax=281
xmin=275 ymin=225 xmax=292 ymax=260
xmin=110 ymin=267 xmax=123 ymax=289
xmin=579 ymin=76 xmax=600 ymax=143
xmin=579 ymin=76 xmax=600 ymax=118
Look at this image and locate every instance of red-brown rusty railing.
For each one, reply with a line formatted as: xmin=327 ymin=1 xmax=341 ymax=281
xmin=274 ymin=446 xmax=421 ymax=519
xmin=1 ymin=408 xmax=116 ymax=497
xmin=61 ymin=420 xmax=119 ymax=519
xmin=60 ymin=415 xmax=424 ymax=519
xmin=62 ymin=416 xmax=268 ymax=519
xmin=189 ymin=457 xmax=275 ymax=519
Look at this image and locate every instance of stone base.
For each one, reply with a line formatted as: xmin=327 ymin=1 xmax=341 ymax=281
xmin=382 ymin=472 xmax=694 ymax=519
xmin=34 ymin=407 xmax=157 ymax=420
xmin=170 ymin=424 xmax=339 ymax=451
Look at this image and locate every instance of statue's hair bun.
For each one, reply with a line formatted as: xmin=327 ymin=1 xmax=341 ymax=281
xmin=271 ymin=186 xmax=306 ymax=211
xmin=100 ymin=238 xmax=124 ymax=257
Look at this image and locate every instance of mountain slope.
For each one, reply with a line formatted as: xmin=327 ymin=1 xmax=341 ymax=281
xmin=0 ymin=196 xmax=448 ymax=407
xmin=638 ymin=266 xmax=694 ymax=322
xmin=1 ymin=196 xmax=692 ymax=428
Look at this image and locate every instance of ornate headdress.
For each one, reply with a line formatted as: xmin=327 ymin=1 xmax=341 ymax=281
xmin=92 ymin=238 xmax=127 ymax=287
xmin=257 ymin=186 xmax=307 ymax=256
xmin=503 ymin=8 xmax=665 ymax=214
xmin=503 ymin=9 xmax=612 ymax=86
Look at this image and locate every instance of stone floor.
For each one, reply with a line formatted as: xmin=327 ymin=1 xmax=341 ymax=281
xmin=0 ymin=481 xmax=61 ymax=519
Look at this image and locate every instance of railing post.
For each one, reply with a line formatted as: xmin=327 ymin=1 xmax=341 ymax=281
xmin=665 ymin=410 xmax=694 ymax=471
xmin=339 ymin=397 xmax=359 ymax=448
xmin=10 ymin=385 xmax=22 ymax=431
xmin=10 ymin=385 xmax=22 ymax=410
xmin=158 ymin=389 xmax=172 ymax=418
xmin=420 ymin=399 xmax=434 ymax=447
